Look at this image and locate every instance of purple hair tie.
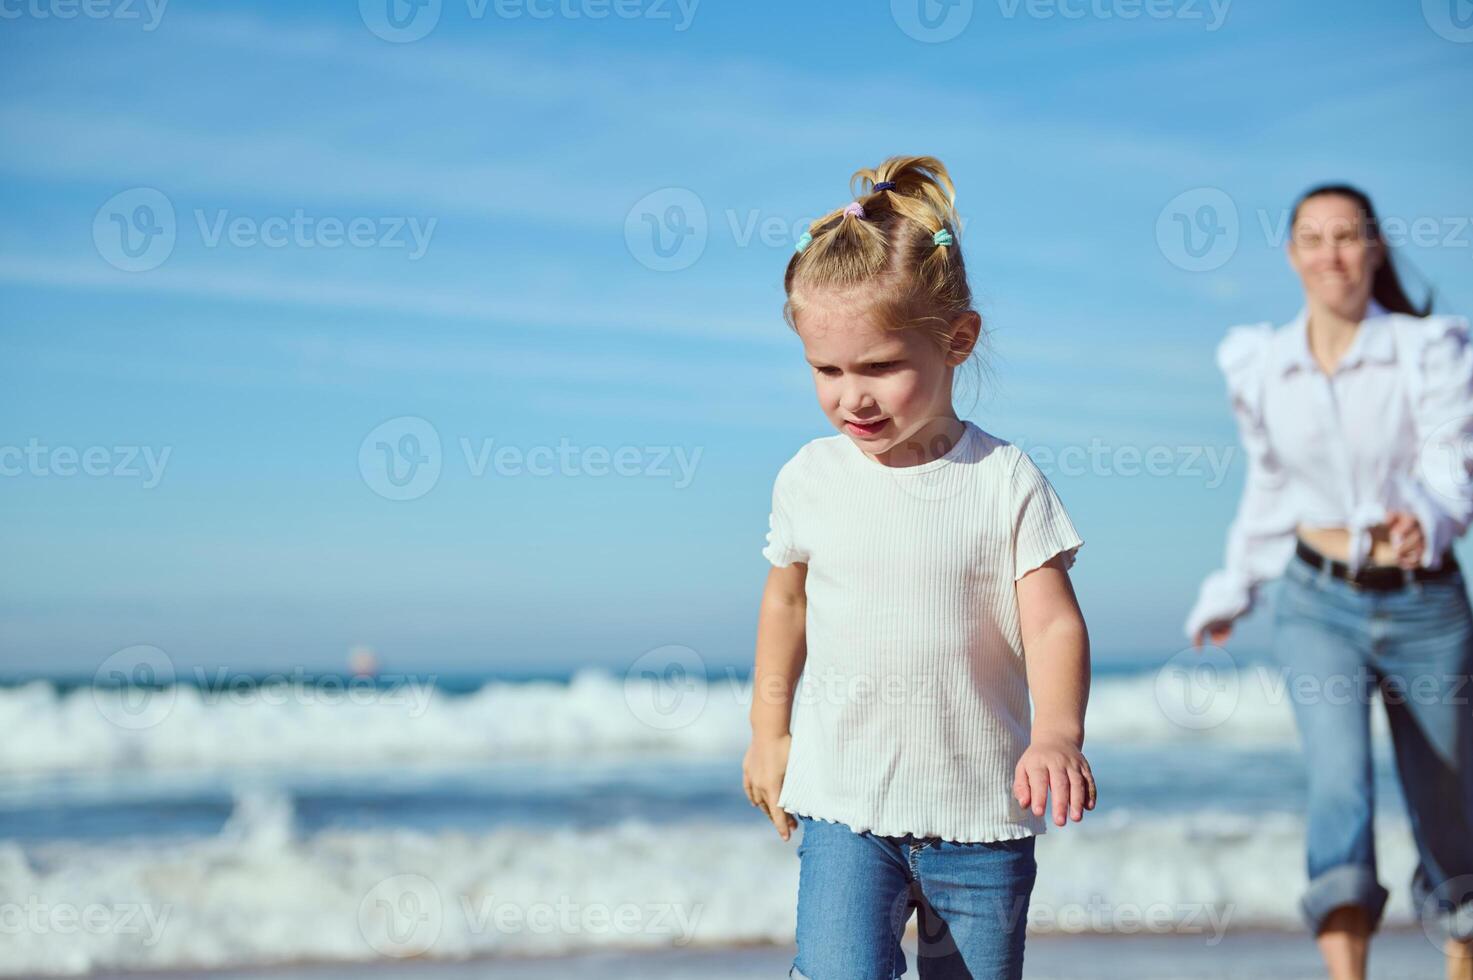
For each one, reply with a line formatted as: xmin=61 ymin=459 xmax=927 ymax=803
xmin=873 ymin=181 xmax=896 ymax=192
xmin=843 ymin=202 xmax=865 ymax=219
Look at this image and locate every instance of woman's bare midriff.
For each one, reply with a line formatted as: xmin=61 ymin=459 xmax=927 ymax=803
xmin=1297 ymin=524 xmax=1403 ymax=567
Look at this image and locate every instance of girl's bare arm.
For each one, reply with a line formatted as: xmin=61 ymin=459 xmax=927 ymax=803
xmin=743 ymin=562 xmax=807 ymax=840
xmin=750 ymin=562 xmax=807 ymax=737
xmin=1014 ymin=553 xmax=1096 ymax=826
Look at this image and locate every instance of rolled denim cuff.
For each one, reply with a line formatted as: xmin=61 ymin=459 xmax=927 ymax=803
xmin=1302 ymin=863 xmax=1390 ymax=935
xmin=1412 ymin=867 xmax=1473 ymax=942
xmin=1448 ymin=901 xmax=1473 ymax=943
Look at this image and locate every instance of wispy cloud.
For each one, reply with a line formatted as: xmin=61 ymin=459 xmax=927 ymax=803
xmin=0 ymin=254 xmax=785 ymax=344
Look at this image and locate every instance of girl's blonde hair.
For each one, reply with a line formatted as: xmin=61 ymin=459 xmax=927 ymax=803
xmin=782 ymin=155 xmax=976 ymax=364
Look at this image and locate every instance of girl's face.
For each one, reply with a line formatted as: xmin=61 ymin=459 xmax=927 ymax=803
xmin=1287 ymin=193 xmax=1382 ymax=318
xmin=794 ymin=292 xmax=973 ymax=460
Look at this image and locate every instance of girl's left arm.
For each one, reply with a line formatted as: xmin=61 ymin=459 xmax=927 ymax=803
xmin=1014 ymin=553 xmax=1096 ymax=827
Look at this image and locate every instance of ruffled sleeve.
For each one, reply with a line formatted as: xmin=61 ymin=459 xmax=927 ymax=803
xmin=762 ymin=457 xmax=810 ymax=568
xmin=1010 ymin=449 xmax=1084 ymax=581
xmin=1184 ymin=324 xmax=1301 ymax=642
xmin=1392 ymin=314 xmax=1473 ymax=569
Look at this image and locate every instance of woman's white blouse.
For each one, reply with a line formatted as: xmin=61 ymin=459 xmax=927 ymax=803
xmin=1185 ymin=301 xmax=1473 ymax=642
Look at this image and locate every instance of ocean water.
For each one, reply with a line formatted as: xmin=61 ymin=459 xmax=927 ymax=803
xmin=0 ymin=659 xmax=1428 ymax=976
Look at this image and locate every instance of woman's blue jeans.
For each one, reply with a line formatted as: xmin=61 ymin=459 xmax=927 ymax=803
xmin=789 ymin=814 xmax=1036 ymax=980
xmin=1273 ymin=548 xmax=1473 ymax=940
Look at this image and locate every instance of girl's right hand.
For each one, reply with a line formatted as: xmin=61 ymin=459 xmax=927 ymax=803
xmin=1193 ymin=620 xmax=1233 ymax=649
xmin=742 ymin=733 xmax=797 ymax=841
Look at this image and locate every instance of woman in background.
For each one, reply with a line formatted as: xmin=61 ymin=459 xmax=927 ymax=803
xmin=1187 ymin=184 xmax=1473 ymax=980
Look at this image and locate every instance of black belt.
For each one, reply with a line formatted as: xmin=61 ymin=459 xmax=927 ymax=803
xmin=1295 ymin=538 xmax=1460 ymax=591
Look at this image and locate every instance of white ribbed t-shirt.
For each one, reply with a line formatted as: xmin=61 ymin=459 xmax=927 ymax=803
xmin=762 ymin=420 xmax=1084 ymax=843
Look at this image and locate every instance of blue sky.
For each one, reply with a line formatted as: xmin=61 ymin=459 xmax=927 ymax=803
xmin=2 ymin=0 xmax=1471 ymax=675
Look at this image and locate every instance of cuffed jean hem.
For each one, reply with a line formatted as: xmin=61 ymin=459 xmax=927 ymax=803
xmin=1437 ymin=900 xmax=1473 ymax=943
xmin=1416 ymin=896 xmax=1473 ymax=943
xmin=1413 ymin=874 xmax=1473 ymax=942
xmin=1455 ymin=903 xmax=1473 ymax=943
xmin=1302 ymin=863 xmax=1390 ymax=935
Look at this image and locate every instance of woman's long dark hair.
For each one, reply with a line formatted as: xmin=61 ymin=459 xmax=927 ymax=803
xmin=1290 ymin=183 xmax=1433 ymax=317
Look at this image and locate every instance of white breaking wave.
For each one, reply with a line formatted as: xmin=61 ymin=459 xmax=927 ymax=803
xmin=0 ymin=789 xmax=1428 ymax=976
xmin=0 ymin=664 xmax=1392 ymax=775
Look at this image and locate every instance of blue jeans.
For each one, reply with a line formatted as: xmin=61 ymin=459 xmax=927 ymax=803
xmin=1273 ymin=547 xmax=1473 ymax=940
xmin=789 ymin=814 xmax=1036 ymax=980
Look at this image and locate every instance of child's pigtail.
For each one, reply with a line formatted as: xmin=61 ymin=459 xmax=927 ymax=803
xmin=784 ymin=155 xmax=976 ymax=369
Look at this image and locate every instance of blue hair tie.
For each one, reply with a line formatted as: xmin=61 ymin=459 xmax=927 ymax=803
xmin=873 ymin=181 xmax=896 ymax=192
xmin=933 ymin=228 xmax=954 ymax=247
xmin=795 ymin=231 xmax=813 ymax=253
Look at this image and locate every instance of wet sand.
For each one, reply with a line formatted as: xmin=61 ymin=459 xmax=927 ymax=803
xmin=89 ymin=928 xmax=1447 ymax=980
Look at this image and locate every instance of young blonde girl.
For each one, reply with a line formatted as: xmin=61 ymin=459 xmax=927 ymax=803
xmin=741 ymin=156 xmax=1097 ymax=980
